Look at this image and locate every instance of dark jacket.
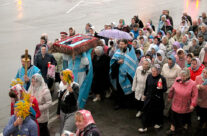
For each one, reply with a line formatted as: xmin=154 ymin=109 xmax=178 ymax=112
xmin=78 ymin=124 xmax=100 ymax=136
xmin=34 ymin=53 xmax=57 ymax=82
xmin=189 ymin=45 xmax=202 ymax=57
xmin=144 ymin=74 xmax=167 ymax=110
xmin=57 ymin=82 xmax=79 ymax=114
xmin=91 ymin=54 xmax=110 ymax=94
xmin=161 ymin=25 xmax=173 ymax=34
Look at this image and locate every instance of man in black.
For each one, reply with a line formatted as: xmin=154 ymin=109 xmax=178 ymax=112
xmin=34 ymin=45 xmax=57 ymax=89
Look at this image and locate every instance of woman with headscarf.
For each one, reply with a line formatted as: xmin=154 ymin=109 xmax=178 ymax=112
xmin=189 ymin=38 xmax=202 ymax=57
xmin=138 ymin=36 xmax=150 ymax=55
xmin=57 ymin=69 xmax=79 ymax=135
xmin=161 ymin=55 xmax=182 ymax=116
xmin=166 ymin=30 xmax=175 ymax=47
xmin=3 ymin=100 xmax=38 ymax=136
xmin=167 ymin=41 xmax=181 ymax=56
xmin=188 ymin=58 xmax=205 ymax=81
xmin=188 ymin=31 xmax=195 ymax=41
xmin=28 ymin=73 xmax=52 ymax=136
xmin=159 ymin=36 xmax=169 ymax=53
xmin=137 ymin=29 xmax=147 ymax=40
xmin=176 ymin=48 xmax=186 ymax=69
xmin=92 ymin=46 xmax=110 ymax=102
xmin=181 ymin=34 xmax=190 ymax=52
xmin=132 ymin=58 xmax=151 ymax=118
xmin=9 ymin=81 xmax=41 ymax=136
xmin=199 ymin=46 xmax=207 ymax=67
xmin=195 ymin=67 xmax=207 ymax=130
xmin=173 ymin=30 xmax=182 ymax=42
xmin=135 ymin=48 xmax=144 ymax=64
xmin=117 ymin=19 xmax=130 ymax=33
xmin=154 ymin=50 xmax=168 ymax=69
xmin=158 ymin=15 xmax=166 ymax=33
xmin=161 ymin=19 xmax=173 ymax=34
xmin=62 ymin=110 xmax=100 ymax=136
xmin=138 ymin=64 xmax=167 ymax=132
xmin=167 ymin=68 xmax=198 ymax=135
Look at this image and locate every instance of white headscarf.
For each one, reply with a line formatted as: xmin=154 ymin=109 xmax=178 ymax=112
xmin=155 ymin=50 xmax=165 ymax=63
xmin=28 ymin=73 xmax=47 ymax=99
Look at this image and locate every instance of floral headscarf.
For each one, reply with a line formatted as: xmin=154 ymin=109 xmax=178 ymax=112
xmin=76 ymin=110 xmax=95 ymax=136
xmin=191 ymin=58 xmax=201 ymax=72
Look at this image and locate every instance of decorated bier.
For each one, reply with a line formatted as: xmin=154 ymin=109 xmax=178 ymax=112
xmin=51 ymin=34 xmax=98 ymax=55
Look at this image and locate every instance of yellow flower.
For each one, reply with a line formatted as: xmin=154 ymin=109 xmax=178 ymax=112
xmin=10 ymin=78 xmax=24 ymax=87
xmin=62 ymin=69 xmax=74 ymax=84
xmin=14 ymin=100 xmax=31 ymax=120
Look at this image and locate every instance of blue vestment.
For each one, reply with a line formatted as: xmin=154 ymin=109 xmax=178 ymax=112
xmin=110 ymin=45 xmax=138 ymax=94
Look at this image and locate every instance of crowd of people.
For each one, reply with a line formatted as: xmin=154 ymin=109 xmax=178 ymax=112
xmin=3 ymin=10 xmax=207 ymax=136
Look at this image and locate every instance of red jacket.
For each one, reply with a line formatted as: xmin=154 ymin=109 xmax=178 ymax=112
xmin=168 ymin=77 xmax=198 ymax=114
xmin=11 ymin=96 xmax=41 ymax=119
xmin=188 ymin=65 xmax=205 ymax=81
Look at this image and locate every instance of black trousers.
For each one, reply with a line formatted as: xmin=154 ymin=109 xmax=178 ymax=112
xmin=197 ymin=106 xmax=207 ymax=126
xmin=39 ymin=122 xmax=50 ymax=136
xmin=134 ymin=99 xmax=144 ymax=111
xmin=169 ymin=110 xmax=191 ymax=129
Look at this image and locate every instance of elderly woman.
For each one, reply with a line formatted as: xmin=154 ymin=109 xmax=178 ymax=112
xmin=132 ymin=58 xmax=151 ymax=117
xmin=173 ymin=30 xmax=182 ymax=42
xmin=159 ymin=36 xmax=170 ymax=53
xmin=167 ymin=41 xmax=180 ymax=56
xmin=154 ymin=50 xmax=168 ymax=70
xmin=138 ymin=64 xmax=167 ymax=132
xmin=162 ymin=55 xmax=182 ymax=116
xmin=195 ymin=67 xmax=207 ymax=129
xmin=62 ymin=110 xmax=100 ymax=136
xmin=138 ymin=36 xmax=150 ymax=55
xmin=166 ymin=31 xmax=175 ymax=47
xmin=189 ymin=58 xmax=205 ymax=81
xmin=157 ymin=15 xmax=166 ymax=33
xmin=176 ymin=48 xmax=186 ymax=69
xmin=28 ymin=73 xmax=52 ymax=136
xmin=189 ymin=38 xmax=202 ymax=57
xmin=92 ymin=46 xmax=110 ymax=102
xmin=57 ymin=69 xmax=79 ymax=135
xmin=167 ymin=68 xmax=198 ymax=135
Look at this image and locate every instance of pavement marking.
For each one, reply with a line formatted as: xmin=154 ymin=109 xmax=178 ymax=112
xmin=66 ymin=0 xmax=84 ymax=14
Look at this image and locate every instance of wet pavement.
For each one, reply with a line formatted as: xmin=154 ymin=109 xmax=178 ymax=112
xmin=0 ymin=0 xmax=207 ymax=134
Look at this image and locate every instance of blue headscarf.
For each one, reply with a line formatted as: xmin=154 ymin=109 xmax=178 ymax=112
xmin=168 ymin=54 xmax=176 ymax=69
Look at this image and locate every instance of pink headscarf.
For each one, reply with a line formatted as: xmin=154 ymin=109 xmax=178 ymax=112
xmin=76 ymin=110 xmax=95 ymax=136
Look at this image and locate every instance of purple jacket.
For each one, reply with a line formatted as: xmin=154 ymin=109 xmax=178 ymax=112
xmin=3 ymin=115 xmax=38 ymax=136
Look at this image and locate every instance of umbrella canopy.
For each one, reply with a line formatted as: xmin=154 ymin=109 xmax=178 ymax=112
xmin=98 ymin=29 xmax=133 ymax=40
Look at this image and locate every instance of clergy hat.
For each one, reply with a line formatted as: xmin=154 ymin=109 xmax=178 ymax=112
xmin=60 ymin=32 xmax=68 ymax=35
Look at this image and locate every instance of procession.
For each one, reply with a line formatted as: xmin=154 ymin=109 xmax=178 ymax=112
xmin=1 ymin=0 xmax=207 ymax=136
